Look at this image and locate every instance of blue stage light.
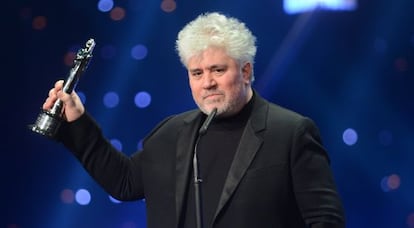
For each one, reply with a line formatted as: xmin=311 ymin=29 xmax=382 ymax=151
xmin=342 ymin=128 xmax=358 ymax=146
xmin=103 ymin=91 xmax=120 ymax=108
xmin=75 ymin=189 xmax=92 ymax=206
xmin=134 ymin=91 xmax=151 ymax=108
xmin=284 ymin=0 xmax=357 ymax=14
xmin=97 ymin=0 xmax=114 ymax=12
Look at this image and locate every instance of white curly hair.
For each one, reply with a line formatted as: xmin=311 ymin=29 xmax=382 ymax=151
xmin=176 ymin=12 xmax=257 ymax=82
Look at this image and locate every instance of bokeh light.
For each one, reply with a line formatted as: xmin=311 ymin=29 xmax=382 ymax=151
xmin=103 ymin=91 xmax=120 ymax=108
xmin=97 ymin=0 xmax=114 ymax=12
xmin=161 ymin=0 xmax=177 ymax=13
xmin=110 ymin=7 xmax=126 ymax=21
xmin=381 ymin=174 xmax=401 ymax=192
xmin=380 ymin=176 xmax=390 ymax=192
xmin=75 ymin=189 xmax=91 ymax=205
xmin=32 ymin=16 xmax=47 ymax=30
xmin=342 ymin=128 xmax=358 ymax=146
xmin=131 ymin=45 xmax=148 ymax=60
xmin=387 ymin=174 xmax=401 ymax=190
xmin=134 ymin=91 xmax=151 ymax=108
xmin=60 ymin=189 xmax=75 ymax=204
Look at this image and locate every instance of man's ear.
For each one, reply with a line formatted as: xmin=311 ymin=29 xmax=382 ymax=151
xmin=242 ymin=62 xmax=252 ymax=83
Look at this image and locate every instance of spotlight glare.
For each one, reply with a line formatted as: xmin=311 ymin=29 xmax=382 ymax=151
xmin=284 ymin=0 xmax=357 ymax=14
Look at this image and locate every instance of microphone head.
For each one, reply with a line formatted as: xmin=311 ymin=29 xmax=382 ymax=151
xmin=199 ymin=108 xmax=218 ymax=135
xmin=209 ymin=107 xmax=218 ymax=116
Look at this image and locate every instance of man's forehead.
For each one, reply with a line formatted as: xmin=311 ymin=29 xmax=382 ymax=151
xmin=187 ymin=50 xmax=234 ymax=69
xmin=189 ymin=63 xmax=228 ymax=71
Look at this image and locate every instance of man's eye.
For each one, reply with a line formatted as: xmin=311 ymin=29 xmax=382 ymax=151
xmin=214 ymin=68 xmax=225 ymax=74
xmin=192 ymin=71 xmax=202 ymax=77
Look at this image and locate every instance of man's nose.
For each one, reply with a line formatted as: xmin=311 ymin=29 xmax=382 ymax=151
xmin=202 ymin=74 xmax=217 ymax=89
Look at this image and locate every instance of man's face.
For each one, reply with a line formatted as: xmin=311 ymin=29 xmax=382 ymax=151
xmin=187 ymin=47 xmax=252 ymax=117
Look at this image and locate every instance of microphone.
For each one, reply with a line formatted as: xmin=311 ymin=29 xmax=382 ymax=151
xmin=199 ymin=108 xmax=218 ymax=135
xmin=193 ymin=107 xmax=217 ymax=228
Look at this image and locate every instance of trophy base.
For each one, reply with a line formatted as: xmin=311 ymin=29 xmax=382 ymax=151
xmin=29 ymin=109 xmax=63 ymax=138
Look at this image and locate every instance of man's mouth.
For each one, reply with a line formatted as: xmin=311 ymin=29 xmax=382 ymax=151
xmin=203 ymin=93 xmax=222 ymax=99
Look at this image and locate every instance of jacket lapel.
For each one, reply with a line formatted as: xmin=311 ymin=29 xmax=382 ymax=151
xmin=212 ymin=95 xmax=268 ymax=223
xmin=175 ymin=111 xmax=203 ymax=227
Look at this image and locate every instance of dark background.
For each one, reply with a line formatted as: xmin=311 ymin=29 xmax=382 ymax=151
xmin=5 ymin=0 xmax=414 ymax=227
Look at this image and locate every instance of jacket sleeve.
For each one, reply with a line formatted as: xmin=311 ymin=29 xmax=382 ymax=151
xmin=290 ymin=117 xmax=345 ymax=227
xmin=56 ymin=112 xmax=145 ymax=201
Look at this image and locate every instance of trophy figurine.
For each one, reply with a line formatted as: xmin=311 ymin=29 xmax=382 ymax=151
xmin=29 ymin=38 xmax=96 ymax=138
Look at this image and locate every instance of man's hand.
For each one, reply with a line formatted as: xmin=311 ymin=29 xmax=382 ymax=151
xmin=43 ymin=80 xmax=85 ymax=122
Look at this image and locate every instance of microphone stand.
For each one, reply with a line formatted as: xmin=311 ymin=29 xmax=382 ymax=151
xmin=193 ymin=108 xmax=217 ymax=228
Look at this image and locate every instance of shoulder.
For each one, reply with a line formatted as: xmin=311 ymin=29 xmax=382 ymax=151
xmin=267 ymin=102 xmax=304 ymax=122
xmin=254 ymin=94 xmax=307 ymax=124
xmin=143 ymin=109 xmax=200 ymax=139
xmin=254 ymin=94 xmax=319 ymax=135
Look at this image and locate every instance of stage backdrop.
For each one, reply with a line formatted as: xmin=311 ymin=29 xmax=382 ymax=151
xmin=5 ymin=0 xmax=414 ymax=227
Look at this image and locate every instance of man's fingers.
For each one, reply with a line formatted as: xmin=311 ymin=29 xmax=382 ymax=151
xmin=57 ymin=90 xmax=69 ymax=102
xmin=42 ymin=97 xmax=54 ymax=109
xmin=48 ymin=88 xmax=56 ymax=98
xmin=55 ymin=80 xmax=64 ymax=89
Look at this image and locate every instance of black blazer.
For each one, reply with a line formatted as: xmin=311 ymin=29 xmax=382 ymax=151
xmin=60 ymin=92 xmax=345 ymax=228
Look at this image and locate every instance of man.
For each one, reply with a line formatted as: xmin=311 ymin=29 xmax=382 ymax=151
xmin=43 ymin=12 xmax=345 ymax=227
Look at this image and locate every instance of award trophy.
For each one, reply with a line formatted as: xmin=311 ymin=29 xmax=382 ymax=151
xmin=29 ymin=38 xmax=96 ymax=138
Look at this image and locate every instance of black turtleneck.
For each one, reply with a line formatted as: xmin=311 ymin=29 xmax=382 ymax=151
xmin=181 ymin=95 xmax=255 ymax=228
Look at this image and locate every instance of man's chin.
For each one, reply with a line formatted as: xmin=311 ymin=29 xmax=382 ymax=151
xmin=200 ymin=104 xmax=222 ymax=115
